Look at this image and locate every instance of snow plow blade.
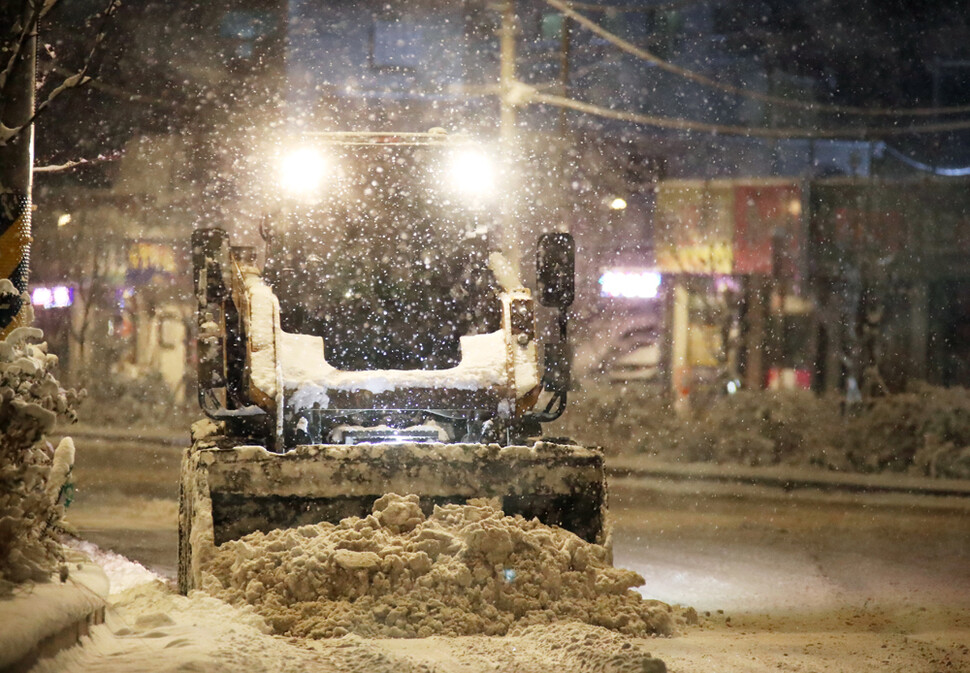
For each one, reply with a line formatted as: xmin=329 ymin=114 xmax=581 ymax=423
xmin=178 ymin=437 xmax=609 ymax=593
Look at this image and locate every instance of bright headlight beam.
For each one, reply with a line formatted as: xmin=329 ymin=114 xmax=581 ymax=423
xmin=448 ymin=149 xmax=494 ymax=197
xmin=279 ymin=147 xmax=327 ymax=197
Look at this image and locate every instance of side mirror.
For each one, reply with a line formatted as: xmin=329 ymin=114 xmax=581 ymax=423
xmin=536 ymin=232 xmax=575 ymax=309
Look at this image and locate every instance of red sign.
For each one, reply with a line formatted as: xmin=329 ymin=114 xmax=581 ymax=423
xmin=732 ymin=184 xmax=802 ymax=276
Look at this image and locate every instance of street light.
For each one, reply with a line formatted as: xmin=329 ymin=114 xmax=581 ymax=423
xmin=609 ymin=197 xmax=627 ymax=210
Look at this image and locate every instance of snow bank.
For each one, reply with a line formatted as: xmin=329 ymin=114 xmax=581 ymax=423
xmin=0 ymin=549 xmax=108 ymax=671
xmin=18 ymin=541 xmax=668 ymax=672
xmin=68 ymin=539 xmax=160 ymax=595
xmin=29 ymin=581 xmax=284 ymax=673
xmin=561 ymin=383 xmax=970 ymax=479
xmin=202 ymin=494 xmax=673 ymax=638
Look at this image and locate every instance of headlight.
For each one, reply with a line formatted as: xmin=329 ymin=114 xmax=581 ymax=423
xmin=447 ymin=149 xmax=495 ymax=198
xmin=279 ymin=147 xmax=328 ymax=199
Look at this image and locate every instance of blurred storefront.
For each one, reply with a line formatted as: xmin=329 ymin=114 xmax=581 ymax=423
xmin=654 ymin=176 xmax=970 ymax=405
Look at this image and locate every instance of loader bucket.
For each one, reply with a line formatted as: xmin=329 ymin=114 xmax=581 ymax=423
xmin=178 ymin=437 xmax=609 ymax=593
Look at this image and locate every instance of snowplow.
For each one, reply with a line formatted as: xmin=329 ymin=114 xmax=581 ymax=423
xmin=178 ymin=132 xmax=608 ymax=592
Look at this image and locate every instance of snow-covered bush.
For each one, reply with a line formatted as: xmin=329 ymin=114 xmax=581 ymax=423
xmin=0 ymin=298 xmax=81 ymax=592
xmin=561 ymin=381 xmax=970 ymax=478
xmin=558 ymin=384 xmax=840 ymax=465
xmin=850 ymin=383 xmax=970 ymax=478
xmin=553 ymin=384 xmax=678 ymax=456
xmin=688 ymin=389 xmax=842 ymax=467
xmin=77 ymin=367 xmax=192 ymax=428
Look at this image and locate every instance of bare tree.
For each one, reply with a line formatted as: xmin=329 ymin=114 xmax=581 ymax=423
xmin=1 ymin=0 xmax=122 ymax=337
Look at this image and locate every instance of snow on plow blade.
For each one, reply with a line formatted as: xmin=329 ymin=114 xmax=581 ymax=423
xmin=178 ymin=439 xmax=608 ymax=593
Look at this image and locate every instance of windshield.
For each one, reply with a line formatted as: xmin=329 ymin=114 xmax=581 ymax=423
xmin=266 ymin=143 xmax=501 ymax=371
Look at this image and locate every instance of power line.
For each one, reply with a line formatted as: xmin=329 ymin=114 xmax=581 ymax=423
xmin=566 ymin=0 xmax=715 ymax=13
xmin=545 ymin=0 xmax=970 ymax=118
xmin=880 ymin=143 xmax=970 ymax=177
xmin=531 ymin=91 xmax=970 ymax=139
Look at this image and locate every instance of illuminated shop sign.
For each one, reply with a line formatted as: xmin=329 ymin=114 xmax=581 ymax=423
xmin=31 ymin=285 xmax=74 ymax=309
xmin=598 ymin=269 xmax=662 ymax=299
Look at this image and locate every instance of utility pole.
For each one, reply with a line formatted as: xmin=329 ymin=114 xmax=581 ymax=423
xmin=556 ymin=15 xmax=574 ymax=232
xmin=0 ymin=1 xmax=36 ymax=337
xmin=499 ymin=0 xmax=517 ymax=145
xmin=557 ymin=16 xmax=571 ymax=139
xmin=499 ymin=0 xmax=521 ymax=272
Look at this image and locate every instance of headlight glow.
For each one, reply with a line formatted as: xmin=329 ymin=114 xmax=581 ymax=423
xmin=279 ymin=147 xmax=328 ymax=198
xmin=448 ymin=149 xmax=495 ymax=198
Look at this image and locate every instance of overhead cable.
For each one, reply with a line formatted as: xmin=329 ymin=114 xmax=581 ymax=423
xmin=545 ymin=0 xmax=970 ymax=118
xmin=880 ymin=143 xmax=970 ymax=177
xmin=531 ymin=91 xmax=970 ymax=139
xmin=566 ymin=0 xmax=714 ymax=13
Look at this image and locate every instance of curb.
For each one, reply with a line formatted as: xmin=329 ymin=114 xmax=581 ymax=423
xmin=3 ymin=605 xmax=106 ymax=673
xmin=606 ymin=456 xmax=970 ymax=501
xmin=49 ymin=426 xmax=970 ymax=499
xmin=0 ymin=559 xmax=108 ymax=672
xmin=51 ymin=425 xmax=187 ymax=447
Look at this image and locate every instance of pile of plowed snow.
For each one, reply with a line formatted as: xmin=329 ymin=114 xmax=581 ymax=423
xmin=202 ymin=494 xmax=675 ymax=639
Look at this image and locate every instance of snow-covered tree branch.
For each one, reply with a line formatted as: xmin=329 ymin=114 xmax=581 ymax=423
xmin=33 ymin=149 xmax=122 ymax=173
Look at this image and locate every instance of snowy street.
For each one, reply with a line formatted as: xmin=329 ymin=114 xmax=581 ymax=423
xmin=52 ymin=428 xmax=970 ymax=672
xmin=7 ymin=2 xmax=970 ymax=670
xmin=611 ymin=482 xmax=970 ymax=671
xmin=64 ymin=430 xmax=182 ymax=579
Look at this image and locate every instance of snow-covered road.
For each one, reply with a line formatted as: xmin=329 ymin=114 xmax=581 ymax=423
xmin=50 ymin=430 xmax=970 ymax=672
xmin=611 ymin=482 xmax=970 ymax=614
xmin=610 ymin=482 xmax=970 ymax=672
